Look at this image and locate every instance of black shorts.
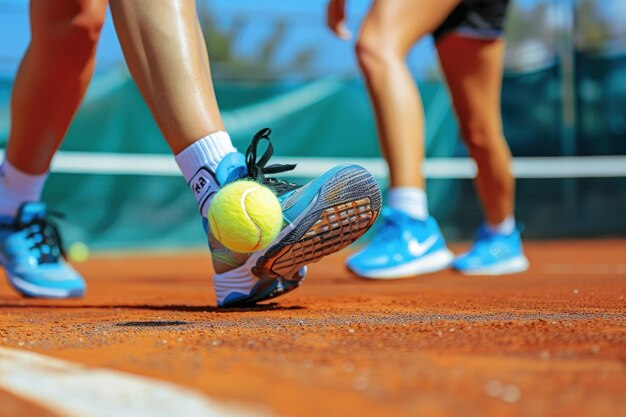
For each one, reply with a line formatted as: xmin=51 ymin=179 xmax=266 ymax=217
xmin=433 ymin=0 xmax=511 ymax=41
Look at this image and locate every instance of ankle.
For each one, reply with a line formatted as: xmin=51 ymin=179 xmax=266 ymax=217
xmin=0 ymin=160 xmax=47 ymax=218
xmin=387 ymin=187 xmax=429 ymax=221
xmin=485 ymin=216 xmax=516 ymax=235
xmin=174 ymin=131 xmax=238 ymax=217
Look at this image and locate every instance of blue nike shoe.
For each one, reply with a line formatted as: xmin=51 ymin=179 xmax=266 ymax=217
xmin=452 ymin=226 xmax=529 ymax=275
xmin=207 ymin=129 xmax=382 ymax=307
xmin=347 ymin=209 xmax=453 ymax=279
xmin=0 ymin=203 xmax=86 ymax=298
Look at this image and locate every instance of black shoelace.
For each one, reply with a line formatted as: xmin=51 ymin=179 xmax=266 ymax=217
xmin=22 ymin=212 xmax=66 ymax=264
xmin=245 ymin=128 xmax=300 ymax=195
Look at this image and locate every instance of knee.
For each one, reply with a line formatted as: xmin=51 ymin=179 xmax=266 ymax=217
xmin=355 ymin=21 xmax=429 ymax=77
xmin=31 ymin=0 xmax=105 ymax=59
xmin=355 ymin=30 xmax=396 ymax=77
xmin=460 ymin=119 xmax=505 ymax=155
xmin=68 ymin=4 xmax=106 ymax=50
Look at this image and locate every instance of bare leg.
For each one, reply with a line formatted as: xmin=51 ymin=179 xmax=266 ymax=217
xmin=356 ymin=0 xmax=460 ymax=188
xmin=109 ymin=0 xmax=225 ymax=154
xmin=7 ymin=0 xmax=108 ymax=174
xmin=437 ymin=35 xmax=514 ymax=225
xmin=0 ymin=0 xmax=106 ymax=298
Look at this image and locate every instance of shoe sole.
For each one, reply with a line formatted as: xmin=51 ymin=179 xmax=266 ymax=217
xmin=5 ymin=274 xmax=85 ymax=299
xmin=454 ymin=256 xmax=530 ymax=276
xmin=348 ymin=248 xmax=454 ymax=279
xmin=228 ymin=275 xmax=303 ymax=307
xmin=254 ymin=166 xmax=382 ymax=280
xmin=0 ymin=253 xmax=85 ymax=298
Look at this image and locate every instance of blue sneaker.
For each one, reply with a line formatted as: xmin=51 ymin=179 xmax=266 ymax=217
xmin=452 ymin=226 xmax=529 ymax=275
xmin=207 ymin=129 xmax=382 ymax=307
xmin=0 ymin=203 xmax=86 ymax=298
xmin=347 ymin=209 xmax=453 ymax=279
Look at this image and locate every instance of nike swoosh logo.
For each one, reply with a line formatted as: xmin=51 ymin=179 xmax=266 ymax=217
xmin=407 ymin=235 xmax=438 ymax=257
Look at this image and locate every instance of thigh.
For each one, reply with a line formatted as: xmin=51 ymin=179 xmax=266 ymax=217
xmin=435 ymin=0 xmax=510 ymax=132
xmin=360 ymin=0 xmax=461 ymax=55
xmin=437 ymin=34 xmax=506 ymax=136
xmin=30 ymin=0 xmax=109 ymax=35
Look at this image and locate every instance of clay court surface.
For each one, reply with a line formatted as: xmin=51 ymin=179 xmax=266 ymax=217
xmin=0 ymin=239 xmax=625 ymax=417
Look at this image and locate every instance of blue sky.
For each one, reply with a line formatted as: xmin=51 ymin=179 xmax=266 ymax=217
xmin=0 ymin=0 xmax=386 ymax=76
xmin=0 ymin=0 xmax=613 ymax=79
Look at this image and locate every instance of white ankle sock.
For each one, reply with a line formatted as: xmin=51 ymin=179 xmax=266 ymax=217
xmin=175 ymin=131 xmax=237 ymax=217
xmin=486 ymin=216 xmax=516 ymax=235
xmin=0 ymin=160 xmax=48 ymax=218
xmin=388 ymin=187 xmax=429 ymax=221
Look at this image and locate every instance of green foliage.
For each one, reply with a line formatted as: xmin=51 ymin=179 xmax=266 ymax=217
xmin=575 ymin=0 xmax=611 ymax=51
xmin=506 ymin=0 xmax=613 ymax=54
xmin=198 ymin=4 xmax=318 ymax=81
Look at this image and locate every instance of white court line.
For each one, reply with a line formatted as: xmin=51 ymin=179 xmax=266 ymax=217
xmin=2 ymin=150 xmax=626 ymax=178
xmin=0 ymin=347 xmax=271 ymax=417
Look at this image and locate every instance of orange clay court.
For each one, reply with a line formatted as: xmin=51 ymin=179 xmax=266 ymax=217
xmin=1 ymin=239 xmax=624 ymax=417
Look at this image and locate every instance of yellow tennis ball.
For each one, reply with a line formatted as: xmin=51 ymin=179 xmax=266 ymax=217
xmin=207 ymin=180 xmax=283 ymax=253
xmin=68 ymin=241 xmax=90 ymax=263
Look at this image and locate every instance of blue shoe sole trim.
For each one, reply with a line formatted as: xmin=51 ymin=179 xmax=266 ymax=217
xmin=6 ymin=274 xmax=85 ymax=299
xmin=0 ymin=255 xmax=85 ymax=299
xmin=453 ymin=255 xmax=529 ymax=276
xmin=348 ymin=248 xmax=454 ymax=279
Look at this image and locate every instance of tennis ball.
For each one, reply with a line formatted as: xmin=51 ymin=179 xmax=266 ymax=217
xmin=207 ymin=180 xmax=283 ymax=253
xmin=67 ymin=241 xmax=90 ymax=263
